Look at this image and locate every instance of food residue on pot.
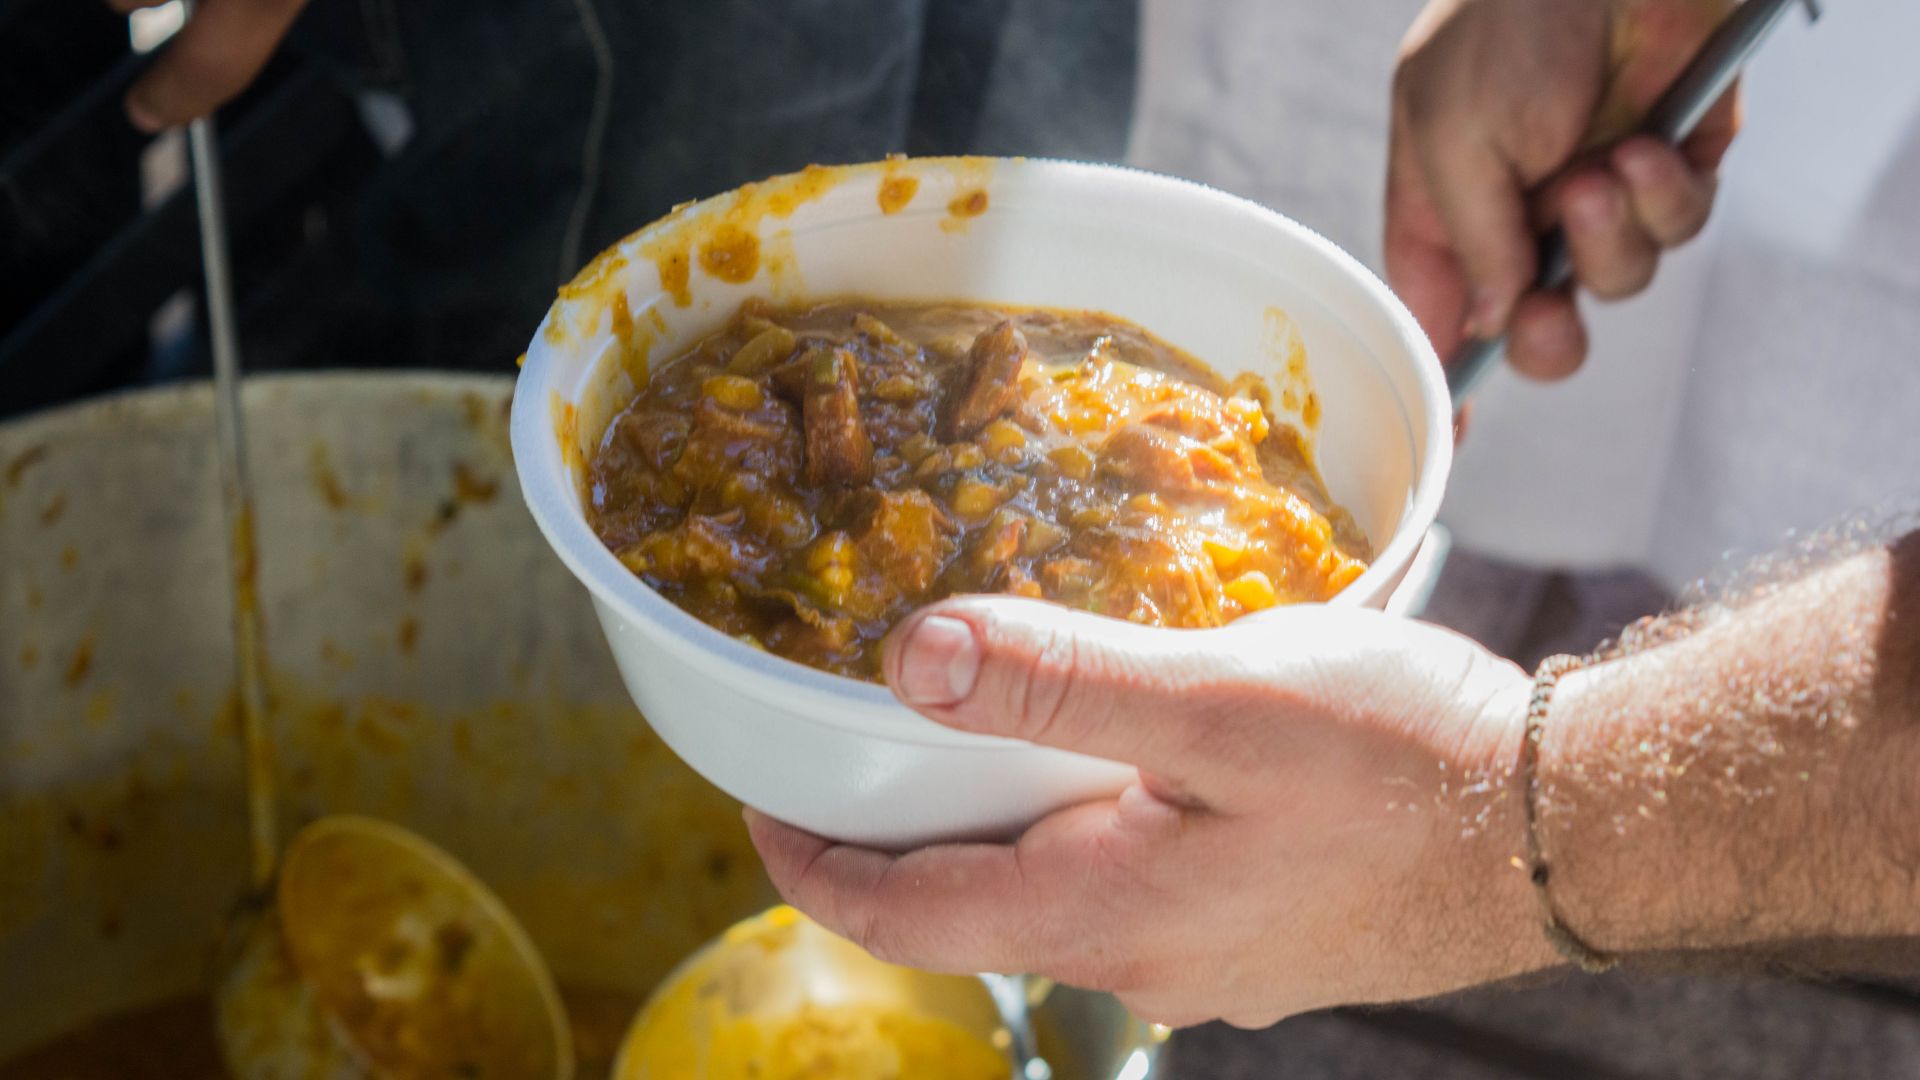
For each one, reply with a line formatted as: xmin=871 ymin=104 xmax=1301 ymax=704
xmin=63 ymin=633 xmax=94 ymax=687
xmin=451 ymin=461 xmax=500 ymax=505
xmin=309 ymin=443 xmax=354 ymax=510
xmin=5 ymin=444 xmax=48 ymax=488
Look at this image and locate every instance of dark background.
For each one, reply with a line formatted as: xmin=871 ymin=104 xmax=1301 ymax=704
xmin=0 ymin=0 xmax=1138 ymax=420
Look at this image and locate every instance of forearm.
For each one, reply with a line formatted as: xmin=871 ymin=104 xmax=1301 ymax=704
xmin=1539 ymin=532 xmax=1920 ymax=959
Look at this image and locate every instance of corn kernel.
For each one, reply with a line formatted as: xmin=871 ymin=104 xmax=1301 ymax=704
xmin=981 ymin=419 xmax=1027 ymax=457
xmin=720 ymin=474 xmax=756 ymax=506
xmin=703 ymin=374 xmax=764 ymax=412
xmin=949 ymin=444 xmax=986 ymax=471
xmin=615 ymin=547 xmax=650 ymax=574
xmin=852 ymin=313 xmax=910 ymax=350
xmin=1069 ymin=505 xmax=1114 ymax=529
xmin=1048 ymin=444 xmax=1094 ymax=481
xmin=819 ymin=565 xmax=854 ymax=593
xmin=1203 ymin=536 xmax=1246 ymax=571
xmin=1305 ymin=514 xmax=1332 ymax=547
xmin=900 ymin=433 xmax=938 ymax=466
xmin=949 ymin=479 xmax=1003 ymax=521
xmin=913 ymin=451 xmax=950 ymax=482
xmin=756 ymin=497 xmax=815 ymax=548
xmin=1020 ymin=519 xmax=1068 ymax=557
xmin=1328 ymin=559 xmax=1365 ymax=592
xmin=1224 ymin=570 xmax=1277 ymax=611
xmin=1126 ymin=492 xmax=1168 ymax=516
xmin=1226 ymin=396 xmax=1270 ymax=443
xmin=873 ymin=375 xmax=922 ymax=402
xmin=727 ymin=326 xmax=796 ymax=375
xmin=807 ymin=532 xmax=853 ymax=571
xmin=925 ymin=333 xmax=973 ymax=360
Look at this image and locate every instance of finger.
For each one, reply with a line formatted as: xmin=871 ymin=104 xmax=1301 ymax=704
xmin=1557 ymin=170 xmax=1658 ymax=300
xmin=881 ymin=596 xmax=1271 ymax=777
xmin=125 ymin=0 xmax=309 ymax=132
xmin=1679 ymin=82 xmax=1741 ymax=173
xmin=1116 ymin=991 xmax=1220 ymax=1031
xmin=1505 ymin=290 xmax=1586 ymax=381
xmin=1613 ymin=137 xmax=1717 ymax=247
xmin=1385 ymin=98 xmax=1470 ymax=358
xmin=1408 ymin=115 xmax=1536 ymax=339
xmin=747 ymin=798 xmax=1157 ymax=977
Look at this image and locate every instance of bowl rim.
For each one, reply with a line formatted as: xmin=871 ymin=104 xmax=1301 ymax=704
xmin=510 ymin=156 xmax=1453 ymax=742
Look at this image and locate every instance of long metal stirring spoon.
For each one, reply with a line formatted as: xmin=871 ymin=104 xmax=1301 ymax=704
xmin=1446 ymin=0 xmax=1823 ymax=401
xmin=187 ymin=91 xmax=279 ymax=900
xmin=176 ymin=38 xmax=572 ymax=1077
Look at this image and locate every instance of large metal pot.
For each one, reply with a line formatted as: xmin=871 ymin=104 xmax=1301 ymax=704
xmin=0 ymin=374 xmax=1161 ymax=1078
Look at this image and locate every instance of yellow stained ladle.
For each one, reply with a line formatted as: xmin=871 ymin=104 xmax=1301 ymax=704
xmin=214 ymin=816 xmax=572 ymax=1080
xmin=611 ymin=906 xmax=1051 ymax=1080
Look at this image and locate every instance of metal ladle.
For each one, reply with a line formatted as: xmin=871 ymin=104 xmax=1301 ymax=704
xmin=170 ymin=29 xmax=572 ymax=1077
xmin=214 ymin=816 xmax=573 ymax=1079
xmin=610 ymin=906 xmax=1054 ymax=1080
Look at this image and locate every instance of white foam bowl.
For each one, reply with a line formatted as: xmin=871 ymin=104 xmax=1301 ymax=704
xmin=511 ymin=158 xmax=1450 ymax=850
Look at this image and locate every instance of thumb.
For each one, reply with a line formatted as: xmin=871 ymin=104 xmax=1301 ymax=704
xmin=882 ymin=595 xmax=1268 ymax=775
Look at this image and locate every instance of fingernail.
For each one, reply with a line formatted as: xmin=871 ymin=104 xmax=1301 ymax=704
xmin=895 ymin=616 xmax=980 ymax=707
xmin=125 ymin=94 xmax=166 ymax=134
xmin=1463 ymin=289 xmax=1507 ymax=340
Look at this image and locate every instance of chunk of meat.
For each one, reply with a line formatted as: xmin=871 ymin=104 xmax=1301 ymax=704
xmin=1061 ymin=529 xmax=1225 ymax=628
xmin=852 ymin=490 xmax=957 ymax=598
xmin=742 ymin=583 xmax=858 ymax=650
xmin=616 ymin=410 xmax=691 ymax=470
xmin=802 ymin=346 xmax=874 ymax=487
xmin=1096 ymin=421 xmax=1238 ymax=495
xmin=965 ymin=509 xmax=1027 ymax=580
xmin=672 ymin=397 xmax=803 ymax=491
xmin=634 ymin=511 xmax=764 ymax=583
xmin=940 ymin=320 xmax=1028 ymax=440
xmin=768 ymin=355 xmax=811 ymax=402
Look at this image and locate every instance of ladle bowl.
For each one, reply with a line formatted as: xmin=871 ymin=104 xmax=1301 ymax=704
xmin=214 ymin=816 xmax=572 ymax=1079
xmin=611 ymin=906 xmax=1164 ymax=1080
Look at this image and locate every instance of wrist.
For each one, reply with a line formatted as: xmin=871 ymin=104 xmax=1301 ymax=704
xmin=1445 ymin=673 xmax=1563 ymax=983
xmin=1534 ymin=552 xmax=1920 ymax=957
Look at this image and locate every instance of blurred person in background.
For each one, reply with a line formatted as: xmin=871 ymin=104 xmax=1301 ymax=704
xmin=88 ymin=0 xmax=1137 ymax=376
